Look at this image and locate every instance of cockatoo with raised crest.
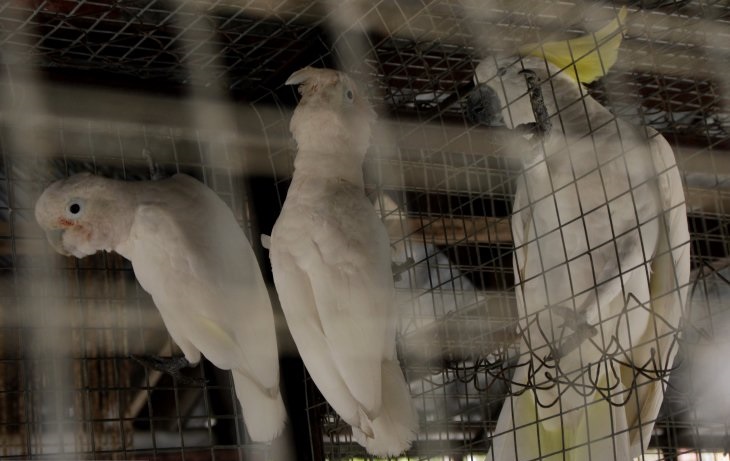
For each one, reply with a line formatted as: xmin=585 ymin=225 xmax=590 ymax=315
xmin=34 ymin=172 xmax=286 ymax=443
xmin=467 ymin=8 xmax=690 ymax=460
xmin=268 ymin=66 xmax=418 ymax=457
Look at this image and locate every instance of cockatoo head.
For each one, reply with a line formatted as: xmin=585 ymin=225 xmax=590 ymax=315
xmin=469 ymin=55 xmax=562 ymax=130
xmin=468 ymin=7 xmax=626 ymax=131
xmin=35 ymin=173 xmax=133 ymax=258
xmin=286 ymin=66 xmax=376 ymax=157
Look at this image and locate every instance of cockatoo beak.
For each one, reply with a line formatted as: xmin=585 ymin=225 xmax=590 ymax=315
xmin=45 ymin=229 xmax=71 ymax=256
xmin=286 ymin=66 xmax=342 ymax=86
xmin=285 ymin=66 xmax=320 ymax=86
xmin=466 ymin=83 xmax=505 ymax=127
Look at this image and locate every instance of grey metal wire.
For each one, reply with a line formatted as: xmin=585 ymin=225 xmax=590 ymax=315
xmin=0 ymin=1 xmax=728 ymax=460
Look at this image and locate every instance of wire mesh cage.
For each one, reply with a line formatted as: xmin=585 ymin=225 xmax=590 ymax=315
xmin=0 ymin=0 xmax=729 ymax=460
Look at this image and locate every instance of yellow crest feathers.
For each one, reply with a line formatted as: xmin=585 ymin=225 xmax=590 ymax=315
xmin=518 ymin=7 xmax=628 ymax=84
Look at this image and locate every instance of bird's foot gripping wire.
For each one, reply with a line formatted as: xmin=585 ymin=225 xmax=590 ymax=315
xmin=131 ymin=355 xmax=207 ymax=385
xmin=544 ymin=305 xmax=598 ymax=361
xmin=392 ymin=257 xmax=415 ymax=282
xmin=515 ymin=69 xmax=552 ymax=142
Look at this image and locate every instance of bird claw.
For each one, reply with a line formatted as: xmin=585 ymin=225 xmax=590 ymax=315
xmin=516 ymin=122 xmax=540 ymax=136
xmin=550 ymin=305 xmax=588 ymax=329
xmin=545 ymin=305 xmax=598 ymax=361
xmin=391 ymin=257 xmax=415 ymax=282
xmin=547 ymin=327 xmax=598 ymax=361
xmin=519 ymin=69 xmax=552 ymax=140
xmin=131 ymin=354 xmax=208 ymax=386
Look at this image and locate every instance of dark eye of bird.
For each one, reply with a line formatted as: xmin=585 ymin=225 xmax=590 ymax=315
xmin=69 ymin=203 xmax=81 ymax=215
xmin=345 ymin=89 xmax=354 ymax=101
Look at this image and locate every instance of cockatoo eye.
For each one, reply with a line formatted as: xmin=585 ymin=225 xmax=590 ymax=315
xmin=66 ymin=200 xmax=84 ymax=218
xmin=344 ymin=88 xmax=354 ymax=102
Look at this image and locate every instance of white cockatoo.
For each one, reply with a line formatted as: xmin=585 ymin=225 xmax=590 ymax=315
xmin=268 ymin=66 xmax=418 ymax=457
xmin=34 ymin=172 xmax=286 ymax=442
xmin=467 ymin=8 xmax=691 ymax=460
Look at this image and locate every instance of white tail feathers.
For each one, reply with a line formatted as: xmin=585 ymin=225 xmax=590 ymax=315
xmin=232 ymin=370 xmax=287 ymax=442
xmin=491 ymin=385 xmax=631 ymax=461
xmin=351 ymin=360 xmax=418 ymax=457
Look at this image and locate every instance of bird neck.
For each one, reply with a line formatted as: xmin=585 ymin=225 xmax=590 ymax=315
xmin=292 ymin=147 xmax=365 ymax=188
xmin=109 ymin=180 xmax=145 ymax=258
xmin=551 ymin=94 xmax=614 ymax=138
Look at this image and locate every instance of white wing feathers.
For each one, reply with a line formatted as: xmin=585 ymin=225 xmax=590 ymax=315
xmin=272 ymin=258 xmax=371 ymax=425
xmin=127 ymin=176 xmax=285 ymax=442
xmin=271 ymin=200 xmax=390 ymax=417
xmin=271 ymin=181 xmax=416 ymax=456
xmin=626 ymin=130 xmax=690 ymax=452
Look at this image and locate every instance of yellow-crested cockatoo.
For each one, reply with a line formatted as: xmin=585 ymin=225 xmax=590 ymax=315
xmin=467 ymin=8 xmax=690 ymax=460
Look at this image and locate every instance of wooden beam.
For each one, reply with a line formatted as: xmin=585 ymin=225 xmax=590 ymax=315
xmin=400 ymin=216 xmax=513 ymax=245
